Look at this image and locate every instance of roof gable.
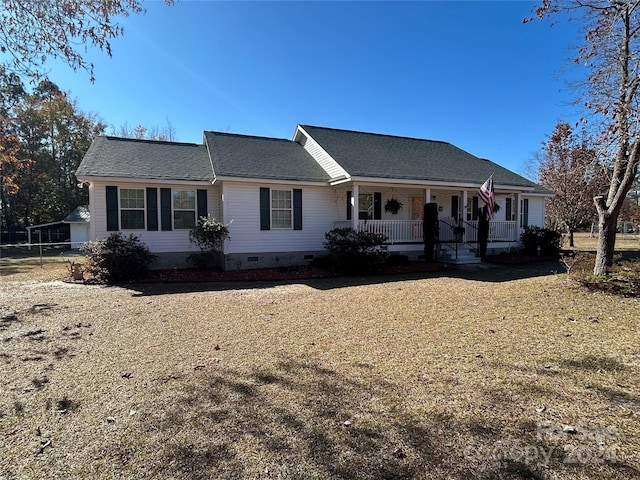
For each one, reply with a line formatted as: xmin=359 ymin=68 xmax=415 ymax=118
xmin=204 ymin=131 xmax=330 ymax=182
xmin=63 ymin=205 xmax=90 ymax=223
xmin=300 ymin=125 xmax=542 ymax=190
xmin=76 ymin=136 xmax=213 ymax=182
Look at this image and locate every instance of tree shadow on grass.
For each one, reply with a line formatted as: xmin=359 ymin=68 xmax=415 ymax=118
xmin=103 ymin=354 xmax=640 ymax=479
xmin=125 ymin=260 xmax=565 ymax=297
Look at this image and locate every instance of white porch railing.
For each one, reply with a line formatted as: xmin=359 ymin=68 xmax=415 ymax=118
xmin=465 ymin=221 xmax=519 ymax=242
xmin=356 ymin=220 xmax=423 ymax=244
xmin=334 ymin=220 xmax=519 ymax=244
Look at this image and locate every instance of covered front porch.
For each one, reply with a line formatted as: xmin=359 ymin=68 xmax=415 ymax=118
xmin=338 ymin=218 xmax=519 ymax=245
xmin=333 ymin=184 xmax=526 ymax=261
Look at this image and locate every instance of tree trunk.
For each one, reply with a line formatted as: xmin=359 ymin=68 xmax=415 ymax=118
xmin=568 ymin=229 xmax=574 ymax=248
xmin=593 ymin=210 xmax=617 ymax=276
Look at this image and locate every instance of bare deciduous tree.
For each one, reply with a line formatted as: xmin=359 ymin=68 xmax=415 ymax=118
xmin=0 ymin=0 xmax=173 ymax=82
xmin=528 ymin=1 xmax=640 ymax=274
xmin=113 ymin=120 xmax=177 ymax=142
xmin=537 ymin=122 xmax=607 ymax=246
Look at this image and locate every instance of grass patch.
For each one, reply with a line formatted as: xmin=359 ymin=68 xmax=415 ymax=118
xmin=0 ymin=258 xmax=639 ymax=478
xmin=565 ymin=232 xmax=640 ymax=251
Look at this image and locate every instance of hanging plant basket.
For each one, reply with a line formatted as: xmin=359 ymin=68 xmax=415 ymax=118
xmin=384 ymin=197 xmax=403 ymax=214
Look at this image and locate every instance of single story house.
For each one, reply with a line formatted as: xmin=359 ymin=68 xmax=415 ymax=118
xmin=76 ymin=125 xmax=550 ymax=269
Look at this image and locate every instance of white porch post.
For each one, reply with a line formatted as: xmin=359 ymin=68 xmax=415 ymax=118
xmin=462 ymin=190 xmax=468 ymax=221
xmin=221 ymin=182 xmax=228 ymax=254
xmin=514 ymin=193 xmax=520 ymax=240
xmin=352 ymin=184 xmax=359 ymax=230
xmin=424 ymin=188 xmax=431 ymax=206
xmin=462 ymin=190 xmax=468 ymax=242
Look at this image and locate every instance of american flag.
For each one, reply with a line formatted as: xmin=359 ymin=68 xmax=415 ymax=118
xmin=478 ymin=175 xmax=495 ymax=219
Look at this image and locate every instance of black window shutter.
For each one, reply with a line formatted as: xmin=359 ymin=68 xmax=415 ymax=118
xmin=293 ymin=189 xmax=302 ymax=230
xmin=259 ymin=187 xmax=270 ymax=230
xmin=451 ymin=195 xmax=459 ymax=221
xmin=346 ymin=191 xmax=352 ymax=220
xmin=106 ymin=186 xmax=119 ymax=231
xmin=146 ymin=187 xmax=158 ymax=231
xmin=472 ymin=196 xmax=479 ymax=221
xmin=197 ymin=189 xmax=208 ymax=219
xmin=160 ymin=188 xmax=172 ymax=231
xmin=374 ymin=192 xmax=382 ymax=220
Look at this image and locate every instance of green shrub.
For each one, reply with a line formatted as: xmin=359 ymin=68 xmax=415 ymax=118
xmin=80 ymin=233 xmax=155 ymax=283
xmin=323 ymin=227 xmax=387 ymax=274
xmin=520 ymin=226 xmax=562 ymax=257
xmin=189 ymin=215 xmax=230 ymax=252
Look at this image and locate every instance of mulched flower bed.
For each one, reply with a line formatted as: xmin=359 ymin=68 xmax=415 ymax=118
xmin=483 ymin=254 xmax=555 ymax=264
xmin=144 ymin=261 xmax=453 ymax=283
xmin=66 ymin=255 xmax=558 ymax=284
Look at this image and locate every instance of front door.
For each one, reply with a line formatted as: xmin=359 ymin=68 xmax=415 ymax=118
xmin=411 ymin=196 xmax=424 ymax=220
xmin=411 ymin=196 xmax=424 ymax=238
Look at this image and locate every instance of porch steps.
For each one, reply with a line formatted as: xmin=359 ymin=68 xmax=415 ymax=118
xmin=438 ymin=244 xmax=481 ymax=265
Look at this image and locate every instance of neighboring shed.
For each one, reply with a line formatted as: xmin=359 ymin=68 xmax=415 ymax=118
xmin=64 ymin=205 xmax=90 ymax=248
xmin=26 ymin=205 xmax=90 ymax=249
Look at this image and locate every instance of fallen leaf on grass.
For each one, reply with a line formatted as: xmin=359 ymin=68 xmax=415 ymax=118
xmin=159 ymin=374 xmax=178 ymax=383
xmin=393 ymin=447 xmax=406 ymax=459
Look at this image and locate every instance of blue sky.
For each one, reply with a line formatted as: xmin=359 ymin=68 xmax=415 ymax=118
xmin=45 ymin=0 xmax=583 ymax=175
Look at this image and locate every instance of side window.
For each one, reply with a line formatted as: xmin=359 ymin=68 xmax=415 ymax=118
xmin=120 ymin=188 xmax=145 ymax=229
xmin=505 ymin=197 xmax=513 ymax=221
xmin=358 ymin=193 xmax=373 ymax=220
xmin=173 ymin=190 xmax=196 ymax=229
xmin=520 ymin=198 xmax=529 ymax=228
xmin=271 ymin=189 xmax=292 ymax=229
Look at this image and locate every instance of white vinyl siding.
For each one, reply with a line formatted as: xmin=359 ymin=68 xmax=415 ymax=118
xmin=90 ymin=182 xmax=219 ymax=253
xmin=222 ymin=182 xmax=335 ymax=255
xmin=297 ymin=131 xmax=349 ymax=181
xmin=523 ymin=196 xmax=545 ymax=228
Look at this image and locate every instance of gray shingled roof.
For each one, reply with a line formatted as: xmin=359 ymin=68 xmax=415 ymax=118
xmin=300 ymin=125 xmax=547 ymax=192
xmin=77 ymin=128 xmax=548 ymax=194
xmin=204 ymin=131 xmax=330 ymax=182
xmin=63 ymin=205 xmax=90 ymax=223
xmin=76 ymin=136 xmax=213 ymax=182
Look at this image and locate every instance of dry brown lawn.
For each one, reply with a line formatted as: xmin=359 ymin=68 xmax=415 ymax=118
xmin=566 ymin=232 xmax=640 ymax=251
xmin=1 ymin=257 xmax=639 ymax=479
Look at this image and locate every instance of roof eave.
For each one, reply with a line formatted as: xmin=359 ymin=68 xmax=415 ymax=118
xmin=346 ymin=176 xmax=536 ymax=191
xmin=76 ymin=174 xmax=213 ymax=186
xmin=214 ymin=175 xmax=329 ymax=187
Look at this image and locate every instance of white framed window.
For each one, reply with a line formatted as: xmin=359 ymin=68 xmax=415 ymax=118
xmin=358 ymin=193 xmax=373 ymax=220
xmin=505 ymin=197 xmax=514 ymax=221
xmin=120 ymin=188 xmax=145 ymax=229
xmin=520 ymin=198 xmax=529 ymax=228
xmin=271 ymin=189 xmax=292 ymax=229
xmin=173 ymin=190 xmax=196 ymax=229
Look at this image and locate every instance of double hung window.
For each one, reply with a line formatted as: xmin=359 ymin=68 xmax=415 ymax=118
xmin=120 ymin=188 xmax=145 ymax=229
xmin=271 ymin=189 xmax=292 ymax=229
xmin=173 ymin=190 xmax=196 ymax=229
